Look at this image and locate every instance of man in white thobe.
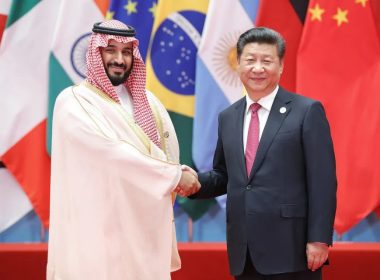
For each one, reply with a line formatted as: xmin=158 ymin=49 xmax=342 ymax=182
xmin=47 ymin=20 xmax=199 ymax=280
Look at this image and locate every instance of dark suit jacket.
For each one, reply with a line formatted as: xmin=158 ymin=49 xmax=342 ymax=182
xmin=192 ymin=87 xmax=337 ymax=276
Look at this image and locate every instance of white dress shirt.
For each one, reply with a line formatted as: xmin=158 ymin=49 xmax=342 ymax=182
xmin=243 ymin=86 xmax=279 ymax=152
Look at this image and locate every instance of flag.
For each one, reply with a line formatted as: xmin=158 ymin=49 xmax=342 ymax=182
xmin=297 ymin=0 xmax=380 ymax=234
xmin=146 ymin=0 xmax=215 ymax=220
xmin=192 ymin=0 xmax=260 ymax=208
xmin=372 ymin=0 xmax=380 ymax=40
xmin=0 ymin=0 xmax=108 ymax=231
xmin=0 ymin=0 xmax=31 ymax=235
xmin=0 ymin=0 xmax=11 ymax=44
xmin=0 ymin=169 xmax=33 ymax=233
xmin=256 ymin=0 xmax=309 ymax=92
xmin=0 ymin=0 xmax=62 ymax=229
xmin=107 ymin=0 xmax=157 ymax=61
xmin=47 ymin=0 xmax=108 ymax=154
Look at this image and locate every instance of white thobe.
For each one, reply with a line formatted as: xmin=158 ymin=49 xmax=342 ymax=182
xmin=47 ymin=81 xmax=182 ymax=280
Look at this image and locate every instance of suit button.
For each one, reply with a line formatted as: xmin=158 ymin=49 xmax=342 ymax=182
xmin=246 ymin=185 xmax=252 ymax=190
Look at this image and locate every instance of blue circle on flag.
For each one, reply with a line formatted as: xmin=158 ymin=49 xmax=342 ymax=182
xmin=71 ymin=33 xmax=91 ymax=79
xmin=150 ymin=11 xmax=205 ymax=96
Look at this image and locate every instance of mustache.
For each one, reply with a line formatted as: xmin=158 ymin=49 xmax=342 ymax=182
xmin=107 ymin=62 xmax=126 ymax=69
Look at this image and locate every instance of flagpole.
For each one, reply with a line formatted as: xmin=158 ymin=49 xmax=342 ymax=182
xmin=40 ymin=223 xmax=46 ymax=242
xmin=335 ymin=233 xmax=343 ymax=242
xmin=187 ymin=217 xmax=193 ymax=242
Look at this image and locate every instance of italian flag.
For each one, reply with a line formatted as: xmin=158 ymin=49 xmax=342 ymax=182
xmin=0 ymin=0 xmax=33 ymax=234
xmin=0 ymin=0 xmax=107 ymax=232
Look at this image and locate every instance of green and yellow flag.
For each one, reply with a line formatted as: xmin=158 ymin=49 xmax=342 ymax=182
xmin=146 ymin=0 xmax=215 ymax=220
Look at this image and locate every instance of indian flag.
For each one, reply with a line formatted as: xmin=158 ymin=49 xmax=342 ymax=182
xmin=47 ymin=0 xmax=108 ymax=153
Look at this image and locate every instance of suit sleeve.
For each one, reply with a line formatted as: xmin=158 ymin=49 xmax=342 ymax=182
xmin=302 ymin=101 xmax=337 ymax=245
xmin=191 ymin=114 xmax=228 ymax=199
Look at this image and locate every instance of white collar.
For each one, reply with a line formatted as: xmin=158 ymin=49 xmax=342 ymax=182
xmin=245 ymin=85 xmax=279 ymax=114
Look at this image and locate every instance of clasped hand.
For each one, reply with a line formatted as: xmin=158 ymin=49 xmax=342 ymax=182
xmin=174 ymin=165 xmax=200 ymax=197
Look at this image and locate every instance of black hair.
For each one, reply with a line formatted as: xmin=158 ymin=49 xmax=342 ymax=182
xmin=237 ymin=27 xmax=286 ymax=60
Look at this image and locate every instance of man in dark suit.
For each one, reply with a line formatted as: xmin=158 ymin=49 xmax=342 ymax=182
xmin=190 ymin=27 xmax=337 ymax=279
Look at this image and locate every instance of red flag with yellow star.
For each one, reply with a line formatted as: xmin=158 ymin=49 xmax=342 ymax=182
xmin=297 ymin=0 xmax=380 ymax=234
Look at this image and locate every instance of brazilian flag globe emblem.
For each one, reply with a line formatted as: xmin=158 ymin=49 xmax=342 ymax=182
xmin=147 ymin=0 xmax=216 ymax=220
xmin=150 ymin=11 xmax=203 ymax=98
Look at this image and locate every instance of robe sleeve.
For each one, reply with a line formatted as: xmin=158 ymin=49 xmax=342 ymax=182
xmin=52 ymin=89 xmax=182 ymax=200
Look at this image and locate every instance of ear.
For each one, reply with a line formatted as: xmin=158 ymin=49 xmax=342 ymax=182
xmin=279 ymin=59 xmax=284 ymax=74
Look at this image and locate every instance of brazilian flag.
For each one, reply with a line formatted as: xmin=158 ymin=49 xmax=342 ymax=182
xmin=146 ymin=0 xmax=215 ymax=220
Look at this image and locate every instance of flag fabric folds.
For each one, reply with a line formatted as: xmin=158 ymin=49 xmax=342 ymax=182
xmin=0 ymin=169 xmax=32 ymax=233
xmin=0 ymin=0 xmax=61 ymax=229
xmin=297 ymin=0 xmax=380 ymax=234
xmin=0 ymin=0 xmax=107 ymax=231
xmin=0 ymin=0 xmax=33 ymax=235
xmin=107 ymin=0 xmax=157 ymax=61
xmin=146 ymin=0 xmax=216 ymax=220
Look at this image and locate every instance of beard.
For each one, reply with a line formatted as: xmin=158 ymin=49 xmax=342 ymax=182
xmin=105 ymin=61 xmax=133 ymax=86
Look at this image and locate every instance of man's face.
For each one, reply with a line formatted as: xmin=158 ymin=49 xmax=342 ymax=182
xmin=237 ymin=42 xmax=283 ymax=100
xmin=100 ymin=39 xmax=134 ymax=86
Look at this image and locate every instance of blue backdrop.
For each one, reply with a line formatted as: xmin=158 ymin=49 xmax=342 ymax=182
xmin=1 ymin=207 xmax=380 ymax=242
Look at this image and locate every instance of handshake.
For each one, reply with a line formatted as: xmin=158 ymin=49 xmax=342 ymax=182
xmin=174 ymin=165 xmax=201 ymax=197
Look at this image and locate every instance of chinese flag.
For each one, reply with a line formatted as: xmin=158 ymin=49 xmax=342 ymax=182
xmin=297 ymin=0 xmax=380 ymax=234
xmin=256 ymin=0 xmax=309 ymax=92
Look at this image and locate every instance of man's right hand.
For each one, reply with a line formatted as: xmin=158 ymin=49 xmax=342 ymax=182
xmin=306 ymin=242 xmax=329 ymax=271
xmin=175 ymin=169 xmax=200 ymax=197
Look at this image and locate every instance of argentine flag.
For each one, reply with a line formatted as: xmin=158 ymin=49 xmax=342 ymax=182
xmin=193 ymin=0 xmax=260 ymax=207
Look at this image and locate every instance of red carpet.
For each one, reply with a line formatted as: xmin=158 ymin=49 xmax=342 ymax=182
xmin=0 ymin=242 xmax=379 ymax=280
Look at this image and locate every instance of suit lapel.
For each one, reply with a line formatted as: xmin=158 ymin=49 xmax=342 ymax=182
xmin=249 ymin=88 xmax=293 ymax=181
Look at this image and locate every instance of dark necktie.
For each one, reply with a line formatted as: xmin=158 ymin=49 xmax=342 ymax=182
xmin=245 ymin=103 xmax=261 ymax=175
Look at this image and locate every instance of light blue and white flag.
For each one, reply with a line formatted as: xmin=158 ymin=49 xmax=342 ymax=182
xmin=193 ymin=0 xmax=260 ymax=208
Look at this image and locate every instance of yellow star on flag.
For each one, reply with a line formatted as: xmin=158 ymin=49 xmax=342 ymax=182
xmin=309 ymin=3 xmax=325 ymax=21
xmin=333 ymin=7 xmax=348 ymax=26
xmin=149 ymin=2 xmax=157 ymax=18
xmin=355 ymin=0 xmax=368 ymax=8
xmin=105 ymin=10 xmax=114 ymax=20
xmin=124 ymin=0 xmax=138 ymax=15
